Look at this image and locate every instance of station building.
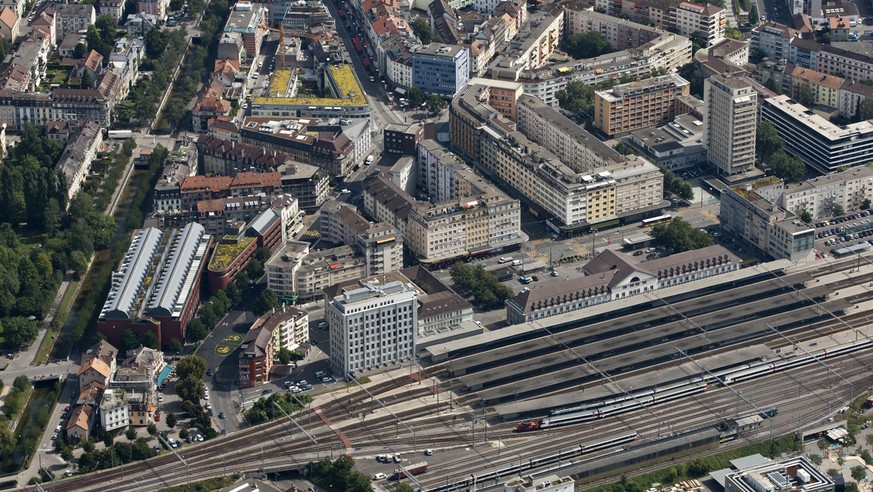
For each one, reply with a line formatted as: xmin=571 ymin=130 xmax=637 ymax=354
xmin=505 ymin=246 xmax=740 ymax=324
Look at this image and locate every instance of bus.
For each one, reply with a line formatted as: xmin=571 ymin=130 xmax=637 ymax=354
xmin=641 ymin=214 xmax=672 ymax=227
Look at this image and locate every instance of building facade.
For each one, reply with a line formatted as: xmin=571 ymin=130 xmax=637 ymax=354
xmin=704 ymin=74 xmax=757 ymax=176
xmin=719 ymin=177 xmax=816 ymax=261
xmin=412 ymin=44 xmax=470 ymax=97
xmin=326 ymin=281 xmax=418 ymax=376
xmin=761 ymin=95 xmax=873 ymax=174
xmin=594 ymin=74 xmax=691 ymax=137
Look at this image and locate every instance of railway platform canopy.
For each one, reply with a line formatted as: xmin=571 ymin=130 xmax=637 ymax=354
xmin=491 ymin=344 xmax=776 ymax=420
xmin=473 ymin=286 xmax=844 ymax=407
xmin=423 ymin=259 xmax=797 ymax=364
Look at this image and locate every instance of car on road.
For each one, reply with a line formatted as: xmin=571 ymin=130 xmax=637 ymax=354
xmin=321 ymin=376 xmax=334 ymax=383
xmin=206 ymin=369 xmax=213 ymax=377
xmin=550 ymin=271 xmax=559 ymax=277
xmin=64 ymin=470 xmax=73 ymax=477
xmin=261 ymin=389 xmax=272 ymax=395
xmin=51 ymin=433 xmax=57 ymax=441
xmin=218 ymin=412 xmax=225 ymax=419
xmin=155 ymin=414 xmax=161 ymax=422
xmin=424 ymin=449 xmax=433 ymax=456
xmin=365 ymin=155 xmax=375 ymax=164
xmin=340 ymin=188 xmax=351 ymax=194
xmin=317 ymin=321 xmax=328 ymax=329
xmin=393 ymin=454 xmax=402 ymax=463
xmin=373 ymin=472 xmax=387 ymax=480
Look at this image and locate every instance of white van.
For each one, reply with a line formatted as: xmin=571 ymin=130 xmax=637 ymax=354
xmin=365 ymin=155 xmax=375 ymax=164
xmin=511 ymin=260 xmax=523 ymax=266
xmin=498 ymin=256 xmax=513 ymax=263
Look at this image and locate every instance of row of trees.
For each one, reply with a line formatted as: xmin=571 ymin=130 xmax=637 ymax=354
xmin=3 ymin=376 xmax=31 ymax=420
xmin=75 ymin=438 xmax=159 ymax=474
xmin=244 ymin=390 xmax=311 ymax=425
xmin=651 ymin=218 xmax=714 ymax=252
xmin=450 ymin=262 xmax=513 ymax=309
xmin=173 ymin=355 xmax=217 ymax=438
xmin=662 ymin=169 xmax=695 ymax=201
xmin=115 ymin=29 xmax=189 ymax=125
xmin=757 ymin=122 xmax=805 ymax=182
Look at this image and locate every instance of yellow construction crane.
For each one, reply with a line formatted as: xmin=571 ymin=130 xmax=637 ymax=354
xmin=259 ymin=24 xmax=332 ymax=70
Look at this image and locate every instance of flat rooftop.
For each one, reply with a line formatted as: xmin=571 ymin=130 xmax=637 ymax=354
xmin=764 ymin=95 xmax=873 ymax=142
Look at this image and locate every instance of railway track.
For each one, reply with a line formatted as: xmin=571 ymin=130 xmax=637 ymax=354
xmin=24 ymin=259 xmax=873 ymax=491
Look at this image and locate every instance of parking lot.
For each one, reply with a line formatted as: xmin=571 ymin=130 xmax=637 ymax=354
xmin=814 ymin=211 xmax=873 ymax=255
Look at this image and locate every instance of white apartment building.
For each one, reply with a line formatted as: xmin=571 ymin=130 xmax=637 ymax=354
xmin=506 ymin=10 xmax=691 ymax=107
xmin=271 ymin=306 xmax=309 ymax=351
xmin=704 ymin=74 xmax=757 ymax=176
xmin=266 ymin=240 xmax=309 ymax=300
xmin=780 ymin=165 xmax=873 ymax=218
xmin=517 ymin=95 xmax=620 ymax=172
xmin=387 ymin=55 xmax=413 ymax=89
xmin=674 ymin=2 xmax=726 ymax=47
xmin=99 ymin=389 xmax=130 ymax=432
xmin=363 ymin=172 xmax=526 ymax=264
xmin=326 ymin=281 xmax=418 ymax=376
xmin=720 ymin=177 xmax=815 ymax=261
xmin=761 ymin=95 xmax=873 ymax=174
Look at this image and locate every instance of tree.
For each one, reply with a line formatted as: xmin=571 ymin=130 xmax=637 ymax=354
xmin=407 ymin=87 xmax=426 ymax=108
xmin=13 ymin=375 xmax=29 ymax=392
xmin=175 ymin=355 xmax=207 ymax=380
xmin=69 ymin=250 xmax=89 ymax=279
xmin=764 ymin=77 xmax=781 ymax=94
xmin=146 ymin=423 xmax=157 ymax=436
xmin=82 ymin=440 xmax=95 ymax=453
xmin=426 ymin=94 xmax=447 ymax=114
xmin=834 ymin=204 xmax=845 ymax=216
xmin=561 ymin=32 xmax=613 ymax=59
xmin=556 ymin=80 xmax=595 ymax=117
xmin=186 ymin=318 xmax=208 ymax=342
xmin=3 ymin=317 xmax=38 ymax=349
xmin=175 ymin=377 xmax=205 ymax=403
xmin=252 ymin=289 xmax=279 ymax=316
xmin=852 ymin=466 xmax=867 ymax=482
xmin=846 ymin=482 xmax=860 ymax=492
xmin=800 ymin=210 xmax=813 ymax=223
xmin=411 ymin=17 xmax=432 ymax=44
xmin=810 ymin=454 xmax=824 ymax=465
xmin=860 ymin=98 xmax=873 ymax=121
xmin=396 ymin=485 xmax=416 ymax=492
xmin=167 ymin=338 xmax=183 ymax=354
xmin=80 ymin=71 xmax=93 ymax=89
xmin=769 ymin=150 xmax=805 ymax=183
xmin=276 ymin=347 xmax=293 ymax=365
xmin=756 ymin=121 xmax=784 ymax=161
xmin=862 ymin=198 xmax=871 ymax=210
xmin=749 ymin=4 xmax=759 ymax=25
xmin=165 ymin=413 xmax=177 ymax=428
xmin=73 ymin=43 xmax=86 ymax=59
xmin=651 ymin=218 xmax=714 ymax=252
xmin=796 ymin=83 xmax=816 ymax=107
xmin=125 ymin=428 xmax=137 ymax=441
